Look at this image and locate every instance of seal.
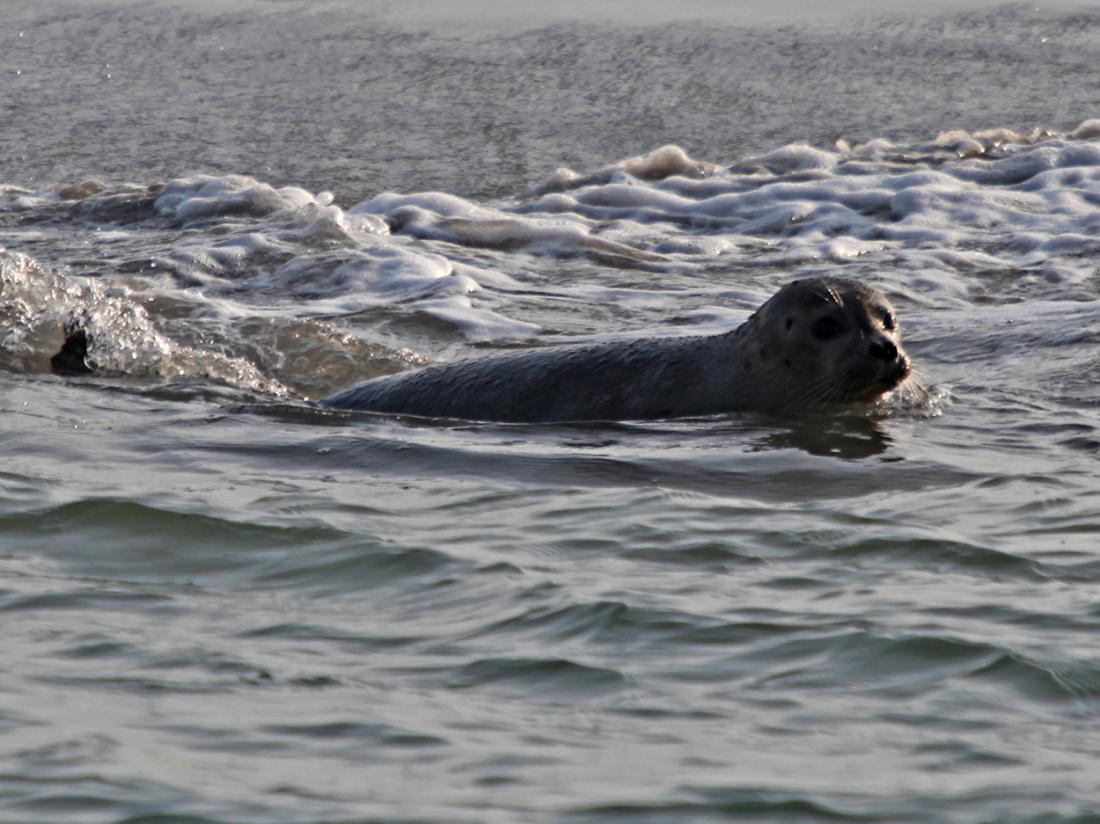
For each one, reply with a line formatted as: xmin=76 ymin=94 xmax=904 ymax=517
xmin=322 ymin=276 xmax=912 ymax=422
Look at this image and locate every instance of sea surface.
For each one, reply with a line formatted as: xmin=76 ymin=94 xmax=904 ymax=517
xmin=3 ymin=1 xmax=1100 ymax=822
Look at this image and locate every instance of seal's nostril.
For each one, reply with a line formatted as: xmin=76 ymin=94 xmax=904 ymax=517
xmin=869 ymin=339 xmax=898 ymax=362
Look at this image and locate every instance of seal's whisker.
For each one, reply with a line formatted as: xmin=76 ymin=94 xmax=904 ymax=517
xmin=787 ymin=369 xmax=841 ymax=406
xmin=791 ymin=372 xmax=843 ymax=408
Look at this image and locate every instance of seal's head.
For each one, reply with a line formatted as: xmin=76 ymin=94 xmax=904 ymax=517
xmin=736 ymin=277 xmax=911 ymax=411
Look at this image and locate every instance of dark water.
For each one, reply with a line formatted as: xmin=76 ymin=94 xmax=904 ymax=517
xmin=3 ymin=1 xmax=1100 ymax=822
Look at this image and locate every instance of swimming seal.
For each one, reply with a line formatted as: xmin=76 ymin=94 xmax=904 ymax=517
xmin=322 ymin=277 xmax=911 ymax=422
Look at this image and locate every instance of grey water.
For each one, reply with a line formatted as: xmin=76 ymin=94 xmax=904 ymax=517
xmin=2 ymin=1 xmax=1100 ymax=822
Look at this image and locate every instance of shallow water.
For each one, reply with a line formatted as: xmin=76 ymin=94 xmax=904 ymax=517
xmin=3 ymin=1 xmax=1100 ymax=822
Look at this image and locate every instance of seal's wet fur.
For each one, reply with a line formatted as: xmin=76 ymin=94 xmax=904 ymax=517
xmin=324 ymin=276 xmax=910 ymax=422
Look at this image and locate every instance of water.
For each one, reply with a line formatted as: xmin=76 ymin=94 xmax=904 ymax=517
xmin=2 ymin=1 xmax=1100 ymax=822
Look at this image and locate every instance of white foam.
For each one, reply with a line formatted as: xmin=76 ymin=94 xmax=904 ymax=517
xmin=417 ymin=295 xmax=541 ymax=342
xmin=329 ymin=130 xmax=1100 ymax=327
xmin=250 ymin=246 xmax=469 ymax=316
xmin=151 ymin=175 xmax=486 ymax=322
xmin=0 ymin=249 xmax=288 ymax=395
xmin=0 ymin=188 xmax=57 ymax=213
xmin=486 ymin=130 xmax=1100 ymax=302
xmin=1071 ymin=119 xmax=1100 ymax=140
xmin=155 ymin=175 xmax=334 ymax=224
xmin=731 ymin=143 xmax=840 ymax=174
xmin=351 ymin=190 xmax=499 ymax=220
xmin=352 ymin=191 xmax=666 ymax=264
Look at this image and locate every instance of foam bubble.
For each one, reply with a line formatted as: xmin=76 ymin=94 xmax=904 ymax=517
xmin=619 ymin=144 xmax=720 ymax=180
xmin=354 ymin=191 xmax=665 ymax=264
xmin=1071 ymin=119 xmax=1100 ymax=140
xmin=731 ymin=143 xmax=840 ymax=175
xmin=534 ymin=144 xmax=720 ymax=195
xmin=149 ymin=176 xmax=480 ymax=320
xmin=155 ymin=175 xmax=334 ymax=224
xmin=253 ymin=245 xmax=467 ymax=314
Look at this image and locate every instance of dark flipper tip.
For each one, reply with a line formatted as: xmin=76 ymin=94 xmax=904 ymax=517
xmin=50 ymin=328 xmax=94 ymax=376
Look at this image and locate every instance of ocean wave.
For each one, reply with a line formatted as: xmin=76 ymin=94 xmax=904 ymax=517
xmin=4 ymin=124 xmax=1099 ymax=405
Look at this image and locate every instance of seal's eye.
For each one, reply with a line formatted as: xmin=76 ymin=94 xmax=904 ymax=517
xmin=882 ymin=311 xmax=896 ymax=331
xmin=811 ymin=317 xmax=844 ymax=341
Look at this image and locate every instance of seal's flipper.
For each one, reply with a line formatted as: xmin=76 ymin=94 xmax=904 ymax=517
xmin=51 ymin=328 xmax=94 ymax=376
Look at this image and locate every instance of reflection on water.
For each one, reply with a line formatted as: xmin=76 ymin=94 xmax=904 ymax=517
xmin=755 ymin=413 xmax=895 ymax=460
